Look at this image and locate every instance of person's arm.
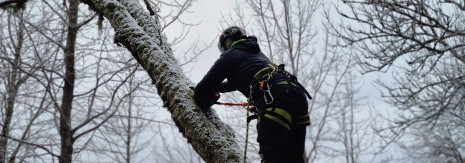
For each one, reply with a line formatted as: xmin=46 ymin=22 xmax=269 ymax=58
xmin=194 ymin=53 xmax=233 ymax=109
xmin=218 ymin=80 xmax=237 ymax=93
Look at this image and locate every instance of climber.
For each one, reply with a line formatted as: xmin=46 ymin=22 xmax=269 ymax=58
xmin=194 ymin=26 xmax=311 ymax=163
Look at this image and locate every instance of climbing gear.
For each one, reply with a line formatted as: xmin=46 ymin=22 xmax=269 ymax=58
xmin=216 ymin=63 xmax=312 ymax=163
xmin=214 ymin=102 xmax=258 ymax=114
xmin=245 ymin=63 xmax=313 ymax=130
xmin=260 ymin=107 xmax=311 ymax=130
xmin=263 ymin=82 xmax=274 ymax=105
xmin=244 ymin=101 xmax=251 ymax=163
xmin=230 ymin=39 xmax=247 ymax=48
xmin=215 ymin=102 xmax=249 ymax=107
xmin=250 ymin=64 xmax=313 ymax=103
xmin=212 ymin=99 xmax=255 ymax=163
xmin=243 ymin=90 xmax=255 ymax=163
xmin=263 ymin=108 xmax=292 ymax=130
xmin=295 ymin=113 xmax=311 ymax=125
xmin=218 ymin=26 xmax=247 ymax=53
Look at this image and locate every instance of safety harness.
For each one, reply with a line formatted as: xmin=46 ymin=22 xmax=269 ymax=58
xmin=247 ymin=64 xmax=312 ymax=128
xmin=247 ymin=64 xmax=312 ymax=162
xmin=215 ymin=63 xmax=312 ymax=163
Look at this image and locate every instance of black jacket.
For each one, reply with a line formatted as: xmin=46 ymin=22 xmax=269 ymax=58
xmin=194 ymin=37 xmax=272 ymax=108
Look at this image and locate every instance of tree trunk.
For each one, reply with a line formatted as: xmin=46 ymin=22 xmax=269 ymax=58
xmin=80 ymin=0 xmax=243 ymax=162
xmin=59 ymin=0 xmax=79 ymax=162
xmin=0 ymin=11 xmax=25 ymax=163
xmin=1 ymin=77 xmax=19 ymax=163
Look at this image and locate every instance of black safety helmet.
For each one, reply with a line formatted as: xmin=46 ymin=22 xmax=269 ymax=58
xmin=218 ymin=26 xmax=247 ymax=53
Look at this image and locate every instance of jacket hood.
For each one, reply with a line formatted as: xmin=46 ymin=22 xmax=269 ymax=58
xmin=232 ymin=36 xmax=261 ymax=53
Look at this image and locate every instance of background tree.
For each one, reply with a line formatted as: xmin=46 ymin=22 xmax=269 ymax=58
xmin=0 ymin=9 xmax=32 ymax=163
xmin=0 ymin=4 xmax=65 ymax=161
xmin=3 ymin=0 xmax=243 ymax=162
xmin=334 ymin=0 xmax=465 ymax=161
xmin=1 ymin=0 xmax=154 ymax=162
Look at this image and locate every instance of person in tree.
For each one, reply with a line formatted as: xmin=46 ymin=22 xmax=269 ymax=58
xmin=194 ymin=26 xmax=311 ymax=163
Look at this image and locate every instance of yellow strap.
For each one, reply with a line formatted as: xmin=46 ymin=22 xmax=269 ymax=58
xmin=298 ymin=113 xmax=309 ymax=119
xmin=296 ymin=113 xmax=310 ymax=125
xmin=297 ymin=120 xmax=311 ymax=125
xmin=275 ymin=81 xmax=298 ymax=87
xmin=230 ymin=39 xmax=247 ymax=48
xmin=264 ymin=114 xmax=290 ymax=130
xmin=253 ymin=66 xmax=274 ymax=78
xmin=266 ymin=108 xmax=292 ymax=122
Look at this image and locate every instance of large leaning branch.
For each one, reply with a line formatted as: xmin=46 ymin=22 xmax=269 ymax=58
xmin=79 ymin=0 xmax=242 ymax=162
xmin=0 ymin=0 xmax=27 ymax=7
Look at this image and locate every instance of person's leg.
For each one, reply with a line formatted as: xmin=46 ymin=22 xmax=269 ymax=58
xmin=257 ymin=113 xmax=290 ymax=163
xmin=287 ymin=124 xmax=307 ymax=163
xmin=255 ymin=77 xmax=309 ymax=162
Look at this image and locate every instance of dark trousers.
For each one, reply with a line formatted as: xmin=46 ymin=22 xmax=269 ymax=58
xmin=257 ymin=116 xmax=307 ymax=163
xmin=253 ymin=77 xmax=309 ymax=163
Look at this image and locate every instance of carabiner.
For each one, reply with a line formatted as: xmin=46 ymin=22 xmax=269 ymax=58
xmin=264 ymin=82 xmax=274 ymax=105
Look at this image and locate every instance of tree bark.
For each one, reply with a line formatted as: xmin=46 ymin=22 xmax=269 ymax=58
xmin=59 ymin=0 xmax=79 ymax=162
xmin=80 ymin=0 xmax=242 ymax=162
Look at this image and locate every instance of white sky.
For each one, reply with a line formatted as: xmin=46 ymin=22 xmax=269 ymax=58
xmin=162 ymin=0 xmax=389 ymax=108
xmin=163 ymin=0 xmax=235 ymax=83
xmin=161 ymin=1 xmax=398 ymax=161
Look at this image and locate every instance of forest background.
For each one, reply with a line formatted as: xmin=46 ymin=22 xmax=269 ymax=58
xmin=0 ymin=0 xmax=464 ymax=162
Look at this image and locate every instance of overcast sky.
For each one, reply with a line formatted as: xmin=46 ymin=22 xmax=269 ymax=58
xmin=161 ymin=0 xmax=392 ymax=112
xmin=162 ymin=0 xmax=235 ymax=83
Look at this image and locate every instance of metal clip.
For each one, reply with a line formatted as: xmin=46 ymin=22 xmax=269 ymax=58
xmin=264 ymin=82 xmax=274 ymax=105
xmin=248 ymin=84 xmax=254 ymax=103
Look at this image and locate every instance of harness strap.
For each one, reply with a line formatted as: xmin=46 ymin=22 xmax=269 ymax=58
xmin=264 ymin=114 xmax=290 ymax=130
xmin=259 ymin=108 xmax=292 ymax=130
xmin=260 ymin=107 xmax=311 ymax=128
xmin=267 ymin=108 xmax=292 ymax=122
xmin=231 ymin=39 xmax=247 ymax=48
xmin=289 ymin=74 xmax=313 ymax=100
xmin=251 ymin=64 xmax=313 ymax=101
xmin=295 ymin=113 xmax=311 ymax=126
xmin=275 ymin=80 xmax=298 ymax=87
xmin=253 ymin=64 xmax=277 ymax=79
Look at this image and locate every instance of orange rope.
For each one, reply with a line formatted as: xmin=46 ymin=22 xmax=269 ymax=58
xmin=215 ymin=102 xmax=249 ymax=107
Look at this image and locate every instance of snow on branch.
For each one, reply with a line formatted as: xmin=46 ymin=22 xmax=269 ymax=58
xmin=79 ymin=0 xmax=243 ymax=162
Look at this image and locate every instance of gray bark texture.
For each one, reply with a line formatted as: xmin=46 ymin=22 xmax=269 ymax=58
xmin=59 ymin=0 xmax=79 ymax=162
xmin=80 ymin=0 xmax=243 ymax=162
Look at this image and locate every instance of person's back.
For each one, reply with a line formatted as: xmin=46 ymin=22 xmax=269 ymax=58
xmin=194 ymin=35 xmax=271 ymax=102
xmin=194 ymin=26 xmax=310 ymax=163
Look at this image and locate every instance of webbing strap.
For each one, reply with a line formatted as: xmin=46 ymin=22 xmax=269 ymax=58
xmin=295 ymin=113 xmax=311 ymax=126
xmin=253 ymin=65 xmax=277 ymax=79
xmin=275 ymin=80 xmax=298 ymax=87
xmin=262 ymin=108 xmax=292 ymax=130
xmin=262 ymin=108 xmax=311 ymax=127
xmin=252 ymin=64 xmax=313 ymax=101
xmin=298 ymin=113 xmax=309 ymax=119
xmin=231 ymin=39 xmax=247 ymax=48
xmin=264 ymin=114 xmax=290 ymax=130
xmin=266 ymin=108 xmax=292 ymax=122
xmin=297 ymin=120 xmax=311 ymax=125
